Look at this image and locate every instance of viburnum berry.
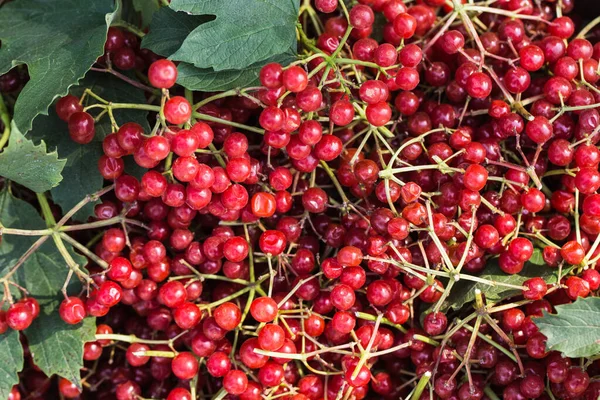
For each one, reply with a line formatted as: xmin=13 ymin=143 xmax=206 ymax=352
xmin=164 ymin=96 xmax=192 ymax=125
xmin=59 ymin=297 xmax=86 ymax=325
xmin=171 ymin=352 xmax=199 ymax=380
xmin=148 ymin=59 xmax=178 ymax=89
xmin=6 ymin=303 xmax=34 ymax=331
xmin=56 ymin=95 xmax=83 ymax=121
xmin=68 ymin=112 xmax=95 ymax=144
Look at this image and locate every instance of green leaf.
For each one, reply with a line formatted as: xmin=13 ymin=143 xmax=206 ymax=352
xmin=29 ymin=72 xmax=150 ymax=220
xmin=132 ymin=0 xmax=160 ymax=28
xmin=169 ymin=0 xmax=299 ymax=71
xmin=26 ymin=315 xmax=96 ymax=389
xmin=443 ymin=250 xmax=565 ymax=311
xmin=177 ymin=52 xmax=297 ymax=92
xmin=141 ymin=6 xmax=211 ymax=57
xmin=0 ymin=122 xmax=66 ymax=193
xmin=535 ymin=297 xmax=600 ymax=358
xmin=20 ymin=242 xmax=93 ymax=389
xmin=0 ymin=191 xmax=93 ymax=388
xmin=0 ymin=331 xmax=24 ymax=399
xmin=0 ymin=190 xmax=45 ymax=271
xmin=0 ymin=0 xmax=117 ymax=132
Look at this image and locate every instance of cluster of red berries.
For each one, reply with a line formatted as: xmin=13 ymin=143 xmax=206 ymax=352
xmin=4 ymin=0 xmax=600 ymax=399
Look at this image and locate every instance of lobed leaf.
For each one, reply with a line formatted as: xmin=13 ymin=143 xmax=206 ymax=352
xmin=534 ymin=297 xmax=600 ymax=358
xmin=0 ymin=191 xmax=93 ymax=388
xmin=443 ymin=250 xmax=564 ymax=311
xmin=141 ymin=6 xmax=211 ymax=57
xmin=0 ymin=331 xmax=23 ymax=399
xmin=0 ymin=0 xmax=117 ymax=132
xmin=169 ymin=0 xmax=299 ymax=71
xmin=0 ymin=122 xmax=66 ymax=193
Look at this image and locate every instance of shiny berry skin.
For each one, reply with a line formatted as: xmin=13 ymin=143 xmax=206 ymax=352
xmin=251 ymin=192 xmax=277 ymax=218
xmin=365 ymin=102 xmax=392 ymax=126
xmin=171 ymin=352 xmax=199 ymax=380
xmin=282 ymin=66 xmax=308 ymax=93
xmin=174 ymin=302 xmax=201 ymax=329
xmin=148 ymin=59 xmax=178 ymax=89
xmin=522 ymin=277 xmax=547 ymax=300
xmin=167 ymin=388 xmax=192 ymax=400
xmin=508 ymin=238 xmax=534 ymax=262
xmin=96 ymin=281 xmax=123 ymax=307
xmin=330 ymin=100 xmax=355 ymax=126
xmin=6 ymin=303 xmax=33 ymax=330
xmin=259 ymin=106 xmax=285 ymax=131
xmin=250 ymin=297 xmax=278 ymax=322
xmin=224 ymin=370 xmax=249 ymax=395
xmin=58 ymin=378 xmax=81 ymax=398
xmin=158 ymin=281 xmax=187 ymax=308
xmin=466 ymin=72 xmax=492 ymax=99
xmin=521 ymin=188 xmax=545 ymax=213
xmin=214 ymin=302 xmax=242 ymax=330
xmin=164 ymin=96 xmax=192 ymax=125
xmin=260 ymin=63 xmax=283 ymax=89
xmin=560 ymin=240 xmax=585 ymax=265
xmin=463 ymin=164 xmax=488 ymax=191
xmin=126 ymin=343 xmax=150 ymax=367
xmin=393 ymin=13 xmax=417 ymax=39
xmin=68 ymin=112 xmax=95 ymax=144
xmin=258 ymin=323 xmax=286 ymax=351
xmin=56 ymin=95 xmax=83 ymax=121
xmin=59 ymin=297 xmax=86 ymax=325
xmin=526 ymin=116 xmax=553 ymax=144
xmin=519 ymin=45 xmax=545 ymax=71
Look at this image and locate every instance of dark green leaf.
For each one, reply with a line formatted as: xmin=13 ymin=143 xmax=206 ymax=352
xmin=177 ymin=52 xmax=297 ymax=92
xmin=444 ymin=250 xmax=565 ymax=311
xmin=170 ymin=0 xmax=299 ymax=71
xmin=141 ymin=6 xmax=211 ymax=57
xmin=29 ymin=72 xmax=150 ymax=220
xmin=0 ymin=330 xmax=24 ymax=399
xmin=0 ymin=190 xmax=45 ymax=271
xmin=0 ymin=191 xmax=93 ymax=388
xmin=132 ymin=0 xmax=160 ymax=28
xmin=26 ymin=315 xmax=96 ymax=389
xmin=535 ymin=297 xmax=600 ymax=358
xmin=0 ymin=0 xmax=117 ymax=132
xmin=0 ymin=122 xmax=66 ymax=192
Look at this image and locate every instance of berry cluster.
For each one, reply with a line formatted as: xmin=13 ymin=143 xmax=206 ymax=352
xmin=2 ymin=0 xmax=600 ymax=399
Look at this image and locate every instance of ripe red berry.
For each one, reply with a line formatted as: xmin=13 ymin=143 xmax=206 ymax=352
xmin=148 ymin=59 xmax=178 ymax=89
xmin=59 ymin=297 xmax=86 ymax=325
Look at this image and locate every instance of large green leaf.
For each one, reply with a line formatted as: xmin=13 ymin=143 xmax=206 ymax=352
xmin=0 ymin=191 xmax=93 ymax=388
xmin=177 ymin=53 xmax=297 ymax=92
xmin=26 ymin=313 xmax=96 ymax=390
xmin=0 ymin=0 xmax=117 ymax=132
xmin=443 ymin=250 xmax=565 ymax=311
xmin=0 ymin=190 xmax=42 ymax=271
xmin=140 ymin=6 xmax=210 ymax=57
xmin=20 ymin=239 xmax=93 ymax=389
xmin=170 ymin=0 xmax=299 ymax=71
xmin=29 ymin=72 xmax=150 ymax=220
xmin=0 ymin=331 xmax=23 ymax=399
xmin=535 ymin=297 xmax=600 ymax=358
xmin=0 ymin=122 xmax=66 ymax=192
